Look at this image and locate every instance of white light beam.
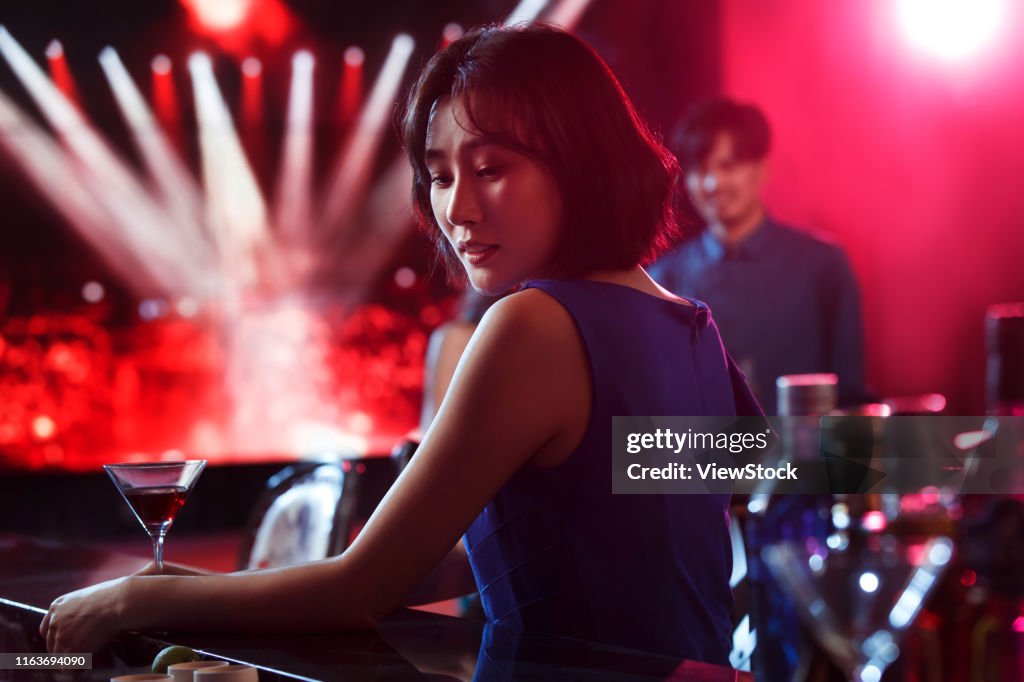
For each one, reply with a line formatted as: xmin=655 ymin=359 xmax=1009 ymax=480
xmin=274 ymin=50 xmax=315 ymax=256
xmin=0 ymin=25 xmax=207 ymax=295
xmin=0 ymin=88 xmax=160 ymax=293
xmin=505 ymin=0 xmax=548 ymax=25
xmin=98 ymin=47 xmax=214 ymax=269
xmin=188 ymin=51 xmax=270 ymax=288
xmin=545 ymin=0 xmax=595 ymax=29
xmin=319 ymin=34 xmax=415 ymax=236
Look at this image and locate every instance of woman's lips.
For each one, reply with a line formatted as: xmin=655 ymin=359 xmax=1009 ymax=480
xmin=464 ymin=245 xmax=499 ymax=266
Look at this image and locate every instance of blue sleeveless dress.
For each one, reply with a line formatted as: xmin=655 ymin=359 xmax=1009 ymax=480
xmin=462 ymin=279 xmax=761 ymax=665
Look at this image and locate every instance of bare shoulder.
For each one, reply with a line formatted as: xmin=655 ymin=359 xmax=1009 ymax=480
xmin=459 ymin=287 xmax=583 ymax=395
xmin=434 ymin=287 xmax=582 ymax=422
xmin=466 ymin=287 xmax=586 ymax=382
xmin=463 ymin=287 xmax=589 ymax=467
xmin=476 ymin=287 xmax=578 ymax=346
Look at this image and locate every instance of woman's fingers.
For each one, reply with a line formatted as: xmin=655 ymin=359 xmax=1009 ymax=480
xmin=40 ymin=596 xmax=61 ymax=639
xmin=41 ymin=582 xmax=126 ymax=653
xmin=45 ymin=600 xmax=63 ymax=652
xmin=46 ymin=612 xmax=57 ymax=653
xmin=39 ymin=607 xmax=51 ymax=638
xmin=40 ymin=594 xmax=90 ymax=652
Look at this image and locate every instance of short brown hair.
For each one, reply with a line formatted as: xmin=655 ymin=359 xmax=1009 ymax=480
xmin=400 ymin=23 xmax=680 ymax=282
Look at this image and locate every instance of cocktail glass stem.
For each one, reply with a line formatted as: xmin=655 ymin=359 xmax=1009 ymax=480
xmin=152 ymin=532 xmax=166 ymax=571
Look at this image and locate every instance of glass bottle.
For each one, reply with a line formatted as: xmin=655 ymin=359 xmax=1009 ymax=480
xmin=745 ymin=374 xmax=838 ymax=681
xmin=953 ymin=303 xmax=1024 ymax=681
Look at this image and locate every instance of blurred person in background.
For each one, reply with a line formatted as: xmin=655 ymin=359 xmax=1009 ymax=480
xmin=420 ymin=289 xmax=500 ymax=432
xmin=649 ymin=98 xmax=867 ymax=413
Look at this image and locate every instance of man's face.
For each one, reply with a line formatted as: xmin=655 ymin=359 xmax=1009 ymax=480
xmin=685 ymin=132 xmax=766 ymax=229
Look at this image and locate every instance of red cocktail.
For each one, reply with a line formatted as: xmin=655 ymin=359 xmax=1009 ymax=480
xmin=104 ymin=461 xmax=206 ymax=570
xmin=124 ymin=485 xmax=190 ymax=533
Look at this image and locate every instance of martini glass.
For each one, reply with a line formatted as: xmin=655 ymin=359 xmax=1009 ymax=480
xmin=762 ymin=515 xmax=953 ymax=681
xmin=758 ymin=415 xmax=960 ymax=681
xmin=104 ymin=460 xmax=206 ymax=571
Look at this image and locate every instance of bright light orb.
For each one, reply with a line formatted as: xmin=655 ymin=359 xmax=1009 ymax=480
xmin=82 ymin=280 xmax=105 ymax=303
xmin=443 ymin=23 xmax=464 ymax=44
xmin=859 ymin=571 xmax=880 ymax=593
xmin=188 ymin=52 xmax=212 ymax=73
xmin=241 ymin=56 xmax=262 ymax=78
xmin=45 ymin=39 xmax=64 ymax=60
xmin=394 ymin=267 xmax=416 ymax=289
xmin=343 ymin=46 xmax=364 ymax=68
xmin=32 ymin=415 xmax=57 ymax=440
xmin=859 ymin=664 xmax=883 ymax=682
xmin=152 ymin=55 xmax=172 ymax=75
xmin=929 ymin=539 xmax=953 ymax=566
xmin=897 ymin=0 xmax=1006 ymax=62
xmin=183 ymin=0 xmax=254 ymax=32
xmin=139 ymin=299 xmax=166 ymax=320
xmin=292 ymin=50 xmax=314 ymax=72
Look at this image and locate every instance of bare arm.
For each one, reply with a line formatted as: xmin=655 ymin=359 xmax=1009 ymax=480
xmin=402 ymin=540 xmax=475 ymax=606
xmin=43 ymin=290 xmax=587 ymax=651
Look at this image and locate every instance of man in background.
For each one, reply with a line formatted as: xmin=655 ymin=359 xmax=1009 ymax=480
xmin=649 ymin=98 xmax=867 ymax=413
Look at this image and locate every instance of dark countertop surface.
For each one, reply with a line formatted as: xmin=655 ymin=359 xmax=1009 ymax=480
xmin=0 ymin=533 xmax=748 ymax=681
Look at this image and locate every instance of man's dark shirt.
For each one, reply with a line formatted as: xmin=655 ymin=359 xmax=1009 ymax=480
xmin=649 ymin=218 xmax=866 ymax=413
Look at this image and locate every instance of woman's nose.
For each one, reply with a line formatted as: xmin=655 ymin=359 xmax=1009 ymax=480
xmin=446 ymin=177 xmax=483 ymax=226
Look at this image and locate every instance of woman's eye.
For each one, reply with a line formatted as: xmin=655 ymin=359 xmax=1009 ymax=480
xmin=477 ymin=165 xmax=504 ymax=178
xmin=430 ymin=174 xmax=452 ymax=186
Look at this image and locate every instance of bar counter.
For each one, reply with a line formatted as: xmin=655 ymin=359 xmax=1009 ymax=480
xmin=0 ymin=533 xmax=748 ymax=681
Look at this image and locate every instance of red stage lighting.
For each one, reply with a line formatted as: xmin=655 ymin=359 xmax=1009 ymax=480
xmin=151 ymin=54 xmax=179 ymax=134
xmin=240 ymin=56 xmax=263 ymax=127
xmin=179 ymin=0 xmax=293 ymax=53
xmin=45 ymin=39 xmax=80 ymax=104
xmin=238 ymin=55 xmax=266 ymax=167
xmin=339 ymin=47 xmax=363 ymax=124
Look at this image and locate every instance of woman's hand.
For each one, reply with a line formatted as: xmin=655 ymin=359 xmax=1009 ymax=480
xmin=40 ymin=577 xmax=131 ymax=654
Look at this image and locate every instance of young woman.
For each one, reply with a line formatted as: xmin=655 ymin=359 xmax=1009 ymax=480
xmin=42 ymin=23 xmax=759 ymax=665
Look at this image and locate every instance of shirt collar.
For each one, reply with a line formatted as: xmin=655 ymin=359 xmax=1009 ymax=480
xmin=701 ymin=217 xmax=775 ymax=262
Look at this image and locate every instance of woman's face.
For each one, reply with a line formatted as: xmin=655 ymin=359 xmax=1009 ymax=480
xmin=424 ymin=95 xmax=562 ymax=295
